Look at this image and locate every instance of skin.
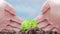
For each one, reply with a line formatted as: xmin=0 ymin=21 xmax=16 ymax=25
xmin=0 ymin=0 xmax=23 ymax=32
xmin=0 ymin=0 xmax=60 ymax=32
xmin=35 ymin=0 xmax=60 ymax=32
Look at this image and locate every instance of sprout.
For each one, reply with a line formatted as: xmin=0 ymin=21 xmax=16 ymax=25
xmin=21 ymin=18 xmax=38 ymax=32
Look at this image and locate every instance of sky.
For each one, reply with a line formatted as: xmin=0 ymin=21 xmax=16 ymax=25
xmin=6 ymin=0 xmax=45 ymax=19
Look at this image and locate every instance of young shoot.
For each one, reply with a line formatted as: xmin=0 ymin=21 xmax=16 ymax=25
xmin=21 ymin=18 xmax=38 ymax=32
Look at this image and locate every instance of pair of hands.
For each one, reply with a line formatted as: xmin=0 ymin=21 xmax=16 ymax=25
xmin=0 ymin=0 xmax=60 ymax=32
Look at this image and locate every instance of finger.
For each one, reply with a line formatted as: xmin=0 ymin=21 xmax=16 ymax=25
xmin=10 ymin=16 xmax=24 ymax=24
xmin=41 ymin=0 xmax=50 ymax=14
xmin=5 ymin=1 xmax=15 ymax=15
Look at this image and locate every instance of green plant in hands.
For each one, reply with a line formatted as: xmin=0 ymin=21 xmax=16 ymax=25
xmin=21 ymin=18 xmax=38 ymax=32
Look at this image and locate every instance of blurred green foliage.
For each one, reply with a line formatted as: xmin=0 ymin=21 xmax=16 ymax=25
xmin=21 ymin=18 xmax=38 ymax=32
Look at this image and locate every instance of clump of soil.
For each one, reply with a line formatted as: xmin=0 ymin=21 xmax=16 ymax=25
xmin=0 ymin=28 xmax=58 ymax=34
xmin=0 ymin=30 xmax=16 ymax=34
xmin=19 ymin=28 xmax=58 ymax=34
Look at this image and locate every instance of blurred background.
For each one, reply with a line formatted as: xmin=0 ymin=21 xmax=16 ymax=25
xmin=6 ymin=0 xmax=45 ymax=19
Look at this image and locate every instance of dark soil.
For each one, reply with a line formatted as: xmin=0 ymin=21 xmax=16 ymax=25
xmin=19 ymin=28 xmax=58 ymax=34
xmin=0 ymin=28 xmax=58 ymax=34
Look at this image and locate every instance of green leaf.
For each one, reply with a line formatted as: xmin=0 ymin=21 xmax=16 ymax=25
xmin=21 ymin=18 xmax=38 ymax=32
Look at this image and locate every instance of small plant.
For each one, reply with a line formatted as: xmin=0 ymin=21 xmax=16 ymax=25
xmin=21 ymin=18 xmax=60 ymax=34
xmin=21 ymin=18 xmax=38 ymax=32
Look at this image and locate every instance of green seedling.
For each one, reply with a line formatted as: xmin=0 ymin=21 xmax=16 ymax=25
xmin=21 ymin=18 xmax=38 ymax=32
